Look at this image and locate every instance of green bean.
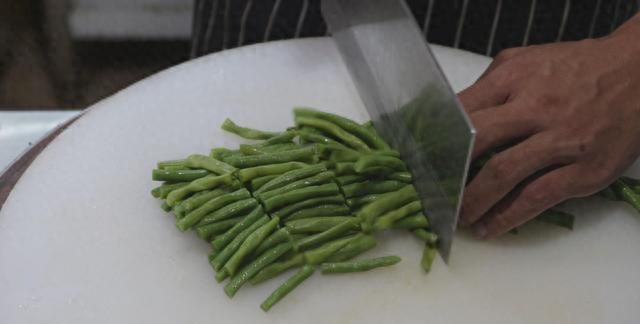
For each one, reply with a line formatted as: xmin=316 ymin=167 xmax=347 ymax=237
xmin=215 ymin=269 xmax=229 ymax=283
xmin=250 ymin=254 xmax=304 ymax=285
xmin=260 ymin=265 xmax=315 ymax=312
xmin=253 ymin=131 xmax=296 ymax=147
xmin=157 ymin=159 xmax=187 ymax=169
xmin=303 ymin=235 xmax=357 ymax=265
xmin=151 ymin=182 xmax=188 ymax=199
xmin=373 ymin=200 xmax=423 ymax=231
xmin=254 ymin=228 xmax=292 ymax=256
xmin=357 ymin=186 xmax=419 ymax=232
xmin=239 ymin=144 xmax=264 ymax=156
xmin=196 ymin=216 xmax=244 ymax=241
xmin=224 ymin=242 xmax=293 ymax=297
xmin=257 ymin=171 xmax=335 ymax=201
xmin=237 ymin=162 xmax=308 ymax=182
xmin=285 ymin=204 xmax=351 ymax=221
xmin=263 ymin=183 xmax=340 ymax=212
xmin=210 ymin=148 xmax=235 ymax=160
xmin=413 ymin=229 xmax=438 ymax=245
xmin=613 ymin=179 xmax=640 ymax=213
xmin=294 ymin=108 xmax=389 ymax=150
xmin=200 ymin=198 xmax=258 ymax=224
xmin=346 ymin=194 xmax=380 ymax=209
xmin=211 ymin=206 xmax=264 ymax=251
xmin=166 ymin=173 xmax=234 ymax=207
xmin=177 ymin=188 xmax=251 ymax=231
xmin=179 ymin=188 xmax=231 ymax=215
xmin=334 ymin=162 xmax=356 ymax=175
xmin=358 ymin=166 xmax=396 ymax=176
xmin=152 ymin=169 xmax=209 ymax=182
xmin=295 ymin=116 xmax=370 ymax=151
xmin=225 ymin=146 xmax=318 ymax=168
xmin=257 ymin=163 xmax=328 ymax=193
xmin=186 ymin=154 xmax=237 ymax=175
xmin=240 ymin=143 xmax=300 ymax=155
xmin=294 ymin=219 xmax=359 ymax=251
xmin=224 ymin=217 xmax=280 ymax=276
xmin=342 ymin=180 xmax=406 ymax=198
xmin=354 ymin=155 xmax=406 ymax=174
xmin=320 ymin=256 xmax=401 ymax=274
xmin=221 ymin=118 xmax=279 ymax=140
xmin=387 ymin=172 xmax=413 ymax=183
xmin=393 ymin=212 xmax=429 ymax=230
xmin=272 ymin=195 xmax=346 ymax=218
xmin=286 ymin=217 xmax=359 ymax=234
xmin=160 ymin=201 xmax=172 ymax=212
xmin=295 ymin=129 xmax=343 ymax=146
xmin=536 ymin=209 xmax=575 ymax=230
xmin=210 ymin=215 xmax=269 ymax=271
xmin=329 ymin=149 xmax=360 ymax=162
xmin=336 ymin=175 xmax=366 ymax=186
xmin=325 ymin=234 xmax=377 ymax=262
xmin=251 ymin=175 xmax=279 ymax=191
xmin=421 ymin=245 xmax=437 ymax=273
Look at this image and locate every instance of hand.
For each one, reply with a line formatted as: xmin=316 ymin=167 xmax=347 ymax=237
xmin=458 ymin=14 xmax=640 ymax=239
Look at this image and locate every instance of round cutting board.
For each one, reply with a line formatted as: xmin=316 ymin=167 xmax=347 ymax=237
xmin=1 ymin=38 xmax=639 ymax=324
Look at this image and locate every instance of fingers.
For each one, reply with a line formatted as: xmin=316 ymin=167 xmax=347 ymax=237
xmin=469 ymin=103 xmax=539 ymax=159
xmin=471 ymin=165 xmax=582 ymax=239
xmin=460 ymin=132 xmax=571 ymax=226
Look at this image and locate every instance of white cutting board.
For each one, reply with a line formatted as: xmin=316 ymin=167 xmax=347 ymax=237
xmin=1 ymin=38 xmax=639 ymax=324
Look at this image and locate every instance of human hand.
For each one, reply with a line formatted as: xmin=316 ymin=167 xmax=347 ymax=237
xmin=458 ymin=14 xmax=640 ymax=239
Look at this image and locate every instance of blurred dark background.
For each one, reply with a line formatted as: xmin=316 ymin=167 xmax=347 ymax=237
xmin=0 ymin=0 xmax=637 ymax=110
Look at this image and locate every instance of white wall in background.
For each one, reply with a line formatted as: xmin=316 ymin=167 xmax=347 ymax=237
xmin=69 ymin=0 xmax=193 ymax=40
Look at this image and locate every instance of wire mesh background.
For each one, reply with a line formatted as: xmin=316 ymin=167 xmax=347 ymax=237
xmin=191 ymin=0 xmax=639 ymax=59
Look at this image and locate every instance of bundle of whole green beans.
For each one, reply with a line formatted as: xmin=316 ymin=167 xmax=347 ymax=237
xmin=151 ymin=108 xmax=640 ymax=312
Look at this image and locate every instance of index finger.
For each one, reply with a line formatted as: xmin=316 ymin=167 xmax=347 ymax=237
xmin=458 ymin=75 xmax=510 ymax=113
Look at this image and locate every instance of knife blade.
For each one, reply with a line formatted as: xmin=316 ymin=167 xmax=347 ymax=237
xmin=321 ymin=0 xmax=475 ymax=262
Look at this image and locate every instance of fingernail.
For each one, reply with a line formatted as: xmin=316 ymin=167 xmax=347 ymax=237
xmin=472 ymin=223 xmax=488 ymax=239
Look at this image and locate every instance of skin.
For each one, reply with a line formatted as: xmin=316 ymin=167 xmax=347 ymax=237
xmin=459 ymin=14 xmax=640 ymax=239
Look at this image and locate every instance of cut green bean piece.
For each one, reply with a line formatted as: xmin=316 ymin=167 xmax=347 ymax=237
xmin=294 ymin=108 xmax=389 ymax=150
xmin=239 ymin=144 xmax=265 ymax=156
xmin=257 ymin=171 xmax=335 ymax=201
xmin=224 ymin=242 xmax=293 ymax=297
xmin=285 ymin=217 xmax=359 ymax=234
xmin=334 ymin=162 xmax=356 ymax=175
xmin=210 ymin=215 xmax=269 ymax=271
xmin=294 ymin=219 xmax=359 ymax=251
xmin=272 ymin=195 xmax=345 ymax=218
xmin=357 ymin=186 xmax=419 ymax=232
xmin=413 ymin=229 xmax=438 ymax=245
xmin=157 ymin=159 xmax=187 ymax=169
xmin=250 ymin=254 xmax=304 ymax=285
xmin=342 ymin=180 xmax=406 ymax=198
xmin=336 ymin=175 xmax=367 ymax=186
xmin=613 ymin=179 xmax=640 ymax=213
xmin=253 ymin=131 xmax=296 ymax=147
xmin=225 ymin=147 xmax=318 ymax=168
xmin=329 ymin=149 xmax=360 ymax=162
xmin=224 ymin=217 xmax=280 ymax=276
xmin=260 ymin=265 xmax=315 ymax=312
xmin=387 ymin=172 xmax=413 ymax=183
xmin=215 ymin=269 xmax=229 ymax=283
xmin=285 ymin=204 xmax=351 ymax=221
xmin=180 ymin=188 xmax=230 ymax=214
xmin=210 ymin=148 xmax=235 ymax=160
xmin=166 ymin=173 xmax=234 ymax=207
xmin=536 ymin=209 xmax=575 ymax=230
xmin=346 ymin=194 xmax=380 ymax=209
xmin=295 ymin=129 xmax=343 ymax=146
xmin=177 ymin=188 xmax=251 ymax=231
xmin=186 ymin=154 xmax=236 ymax=175
xmin=251 ymin=175 xmax=279 ymax=191
xmin=393 ymin=212 xmax=429 ymax=230
xmin=326 ymin=234 xmax=377 ymax=262
xmin=211 ymin=206 xmax=264 ymax=251
xmin=303 ymin=235 xmax=358 ymax=265
xmin=373 ymin=201 xmax=423 ymax=231
xmin=221 ymin=118 xmax=279 ymax=140
xmin=257 ymin=163 xmax=328 ymax=193
xmin=152 ymin=169 xmax=209 ymax=182
xmin=254 ymin=228 xmax=292 ymax=256
xmin=263 ymin=183 xmax=340 ymax=212
xmin=237 ymin=162 xmax=308 ymax=182
xmin=200 ymin=198 xmax=258 ymax=225
xmin=160 ymin=201 xmax=172 ymax=212
xmin=320 ymin=256 xmax=401 ymax=274
xmin=196 ymin=216 xmax=244 ymax=241
xmin=151 ymin=182 xmax=188 ymax=199
xmin=421 ymin=245 xmax=437 ymax=273
xmin=355 ymin=155 xmax=407 ymax=173
xmin=295 ymin=116 xmax=370 ymax=151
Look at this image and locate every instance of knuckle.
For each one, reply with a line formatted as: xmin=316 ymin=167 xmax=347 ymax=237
xmin=521 ymin=186 xmax=553 ymax=211
xmin=494 ymin=48 xmax=522 ymax=63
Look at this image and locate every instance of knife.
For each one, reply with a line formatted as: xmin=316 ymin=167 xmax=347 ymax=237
xmin=321 ymin=0 xmax=475 ymax=262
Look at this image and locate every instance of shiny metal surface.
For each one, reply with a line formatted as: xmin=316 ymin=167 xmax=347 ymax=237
xmin=322 ymin=0 xmax=475 ymax=262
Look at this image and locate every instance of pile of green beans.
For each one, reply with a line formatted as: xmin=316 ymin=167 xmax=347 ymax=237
xmin=151 ymin=108 xmax=640 ymax=312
